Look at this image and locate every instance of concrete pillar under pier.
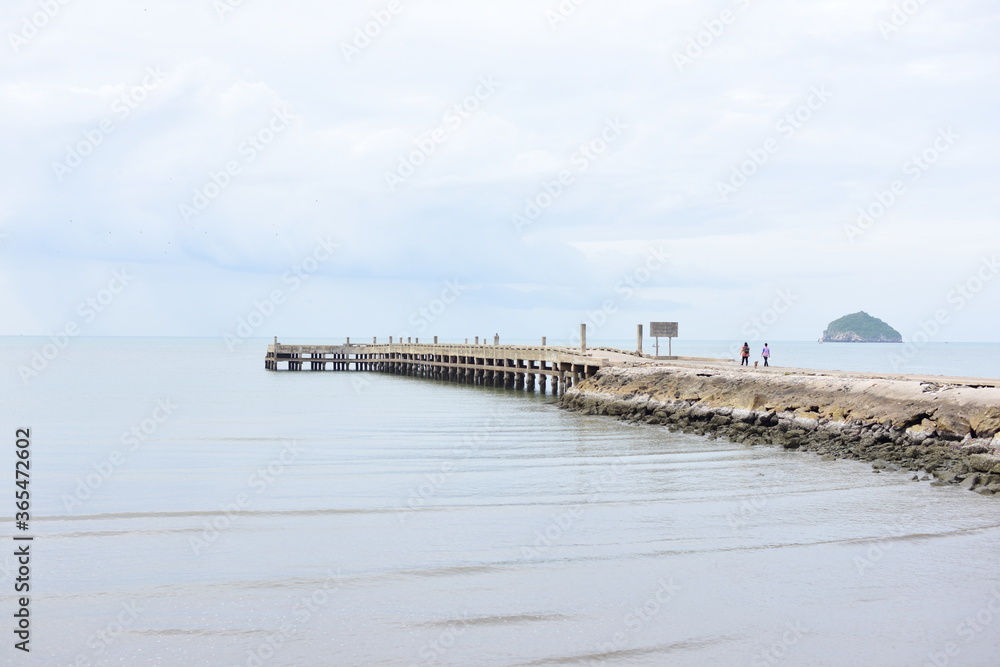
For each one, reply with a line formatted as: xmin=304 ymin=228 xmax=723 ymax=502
xmin=513 ymin=360 xmax=524 ymax=390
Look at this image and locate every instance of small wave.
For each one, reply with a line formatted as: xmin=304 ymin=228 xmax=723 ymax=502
xmin=837 ymin=523 xmax=1000 ymax=546
xmin=127 ymin=628 xmax=270 ymax=638
xmin=22 ymin=507 xmax=408 ymax=523
xmin=413 ymin=612 xmax=576 ymax=629
xmin=512 ymin=635 xmax=736 ymax=666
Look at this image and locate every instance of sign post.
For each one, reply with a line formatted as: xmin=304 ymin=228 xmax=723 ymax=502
xmin=649 ymin=322 xmax=678 ymax=358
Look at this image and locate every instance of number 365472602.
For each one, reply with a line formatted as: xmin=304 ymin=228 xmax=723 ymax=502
xmin=15 ymin=428 xmax=30 ymax=524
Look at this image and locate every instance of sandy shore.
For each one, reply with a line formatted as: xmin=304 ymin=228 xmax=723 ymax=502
xmin=561 ymin=362 xmax=1000 ymax=495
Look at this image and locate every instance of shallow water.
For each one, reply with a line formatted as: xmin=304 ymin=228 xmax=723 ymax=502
xmin=3 ymin=338 xmax=1000 ymax=666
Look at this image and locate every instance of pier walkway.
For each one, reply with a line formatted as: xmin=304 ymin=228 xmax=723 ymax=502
xmin=265 ymin=339 xmax=648 ymax=394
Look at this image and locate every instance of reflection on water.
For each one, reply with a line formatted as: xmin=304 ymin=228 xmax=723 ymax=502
xmin=3 ymin=338 xmax=999 ymax=666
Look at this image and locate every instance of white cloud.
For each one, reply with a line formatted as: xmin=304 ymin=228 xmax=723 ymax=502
xmin=0 ymin=0 xmax=996 ymax=341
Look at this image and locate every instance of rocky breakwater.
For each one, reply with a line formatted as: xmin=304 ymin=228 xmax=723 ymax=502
xmin=560 ymin=364 xmax=1000 ymax=495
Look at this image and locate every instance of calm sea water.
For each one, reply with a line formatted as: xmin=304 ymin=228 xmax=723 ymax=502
xmin=3 ymin=338 xmax=1000 ymax=666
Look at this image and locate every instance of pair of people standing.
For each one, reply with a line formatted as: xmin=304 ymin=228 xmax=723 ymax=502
xmin=740 ymin=343 xmax=771 ymax=366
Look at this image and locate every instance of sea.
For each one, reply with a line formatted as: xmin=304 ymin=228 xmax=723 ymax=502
xmin=2 ymin=337 xmax=1000 ymax=666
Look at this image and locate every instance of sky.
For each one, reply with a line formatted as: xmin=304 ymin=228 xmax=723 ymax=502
xmin=0 ymin=0 xmax=997 ymax=346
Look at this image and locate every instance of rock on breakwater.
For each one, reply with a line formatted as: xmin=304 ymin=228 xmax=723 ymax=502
xmin=560 ymin=364 xmax=1000 ymax=495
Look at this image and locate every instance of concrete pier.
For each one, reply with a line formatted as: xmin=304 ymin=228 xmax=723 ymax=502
xmin=264 ymin=340 xmax=646 ymax=395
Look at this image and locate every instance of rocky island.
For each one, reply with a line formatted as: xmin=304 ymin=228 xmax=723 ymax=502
xmin=822 ymin=311 xmax=902 ymax=342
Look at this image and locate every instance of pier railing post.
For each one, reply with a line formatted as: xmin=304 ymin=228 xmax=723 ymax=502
xmin=637 ymin=324 xmax=643 ymax=355
xmin=580 ymin=324 xmax=587 ymax=354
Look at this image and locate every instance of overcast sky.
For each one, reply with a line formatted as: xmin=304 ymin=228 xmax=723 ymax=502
xmin=1 ymin=0 xmax=997 ymax=345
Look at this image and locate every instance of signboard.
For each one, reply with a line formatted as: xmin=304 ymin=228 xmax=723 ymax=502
xmin=650 ymin=322 xmax=678 ymax=338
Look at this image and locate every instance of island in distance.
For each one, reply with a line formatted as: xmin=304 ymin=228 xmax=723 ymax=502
xmin=821 ymin=311 xmax=902 ymax=343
